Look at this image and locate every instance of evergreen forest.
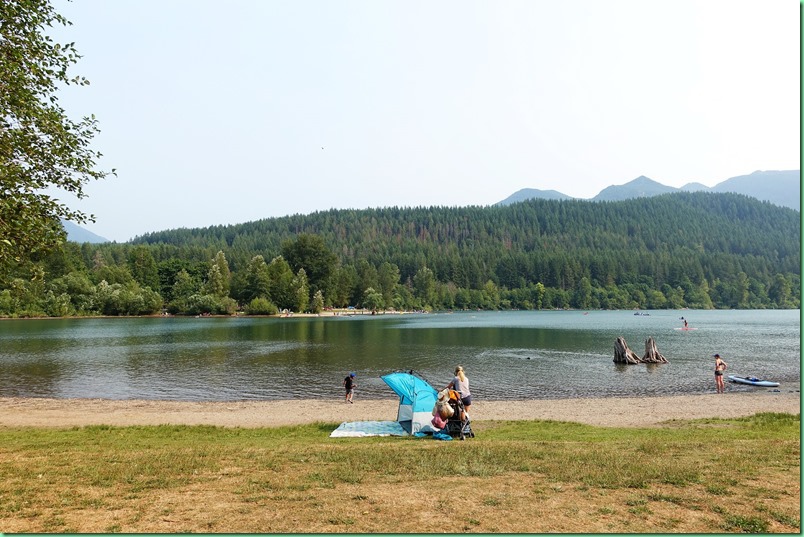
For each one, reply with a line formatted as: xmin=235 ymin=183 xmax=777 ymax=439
xmin=1 ymin=192 xmax=799 ymax=317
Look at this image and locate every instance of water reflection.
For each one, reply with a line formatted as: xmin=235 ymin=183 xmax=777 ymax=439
xmin=0 ymin=310 xmax=798 ymax=401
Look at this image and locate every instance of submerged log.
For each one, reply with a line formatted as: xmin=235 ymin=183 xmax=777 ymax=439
xmin=613 ymin=336 xmax=641 ymax=364
xmin=642 ymin=336 xmax=669 ymax=363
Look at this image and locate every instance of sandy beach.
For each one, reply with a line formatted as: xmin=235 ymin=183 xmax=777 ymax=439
xmin=0 ymin=391 xmax=799 ymax=429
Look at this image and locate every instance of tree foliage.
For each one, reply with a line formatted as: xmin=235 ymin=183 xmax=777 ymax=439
xmin=281 ymin=233 xmax=337 ymax=300
xmin=0 ymin=0 xmax=113 ymax=282
xmin=0 ymin=192 xmax=800 ymax=316
xmin=126 ymin=192 xmax=803 ymax=312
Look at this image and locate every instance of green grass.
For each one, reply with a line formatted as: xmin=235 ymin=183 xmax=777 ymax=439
xmin=0 ymin=412 xmax=799 ymax=533
xmin=0 ymin=413 xmax=798 ymax=491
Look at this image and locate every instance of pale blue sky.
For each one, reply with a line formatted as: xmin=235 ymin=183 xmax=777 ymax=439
xmin=51 ymin=0 xmax=800 ymax=242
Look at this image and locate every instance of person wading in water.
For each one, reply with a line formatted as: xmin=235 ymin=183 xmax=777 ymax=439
xmin=714 ymin=354 xmax=728 ymax=394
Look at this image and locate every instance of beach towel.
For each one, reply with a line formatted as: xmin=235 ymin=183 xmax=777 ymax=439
xmin=329 ymin=420 xmax=408 ymax=437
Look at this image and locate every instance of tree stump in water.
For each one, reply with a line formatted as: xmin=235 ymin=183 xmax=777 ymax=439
xmin=613 ymin=336 xmax=641 ymax=364
xmin=642 ymin=336 xmax=668 ymax=363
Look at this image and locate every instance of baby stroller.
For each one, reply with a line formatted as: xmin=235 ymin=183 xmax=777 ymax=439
xmin=444 ymin=389 xmax=474 ymax=440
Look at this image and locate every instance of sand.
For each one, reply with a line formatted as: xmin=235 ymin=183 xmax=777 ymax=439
xmin=0 ymin=391 xmax=799 ymax=429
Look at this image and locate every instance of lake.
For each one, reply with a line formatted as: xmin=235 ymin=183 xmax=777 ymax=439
xmin=0 ymin=310 xmax=799 ymax=401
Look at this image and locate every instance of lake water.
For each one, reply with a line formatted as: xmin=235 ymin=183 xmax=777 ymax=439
xmin=0 ymin=310 xmax=799 ymax=401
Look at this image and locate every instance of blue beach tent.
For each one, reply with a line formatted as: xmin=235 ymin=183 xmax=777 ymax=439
xmin=381 ymin=371 xmax=439 ymax=434
xmin=329 ymin=371 xmax=441 ymax=437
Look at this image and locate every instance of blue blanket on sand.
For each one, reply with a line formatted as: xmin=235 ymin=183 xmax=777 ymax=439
xmin=330 ymin=421 xmax=453 ymax=440
xmin=329 ymin=420 xmax=408 ymax=437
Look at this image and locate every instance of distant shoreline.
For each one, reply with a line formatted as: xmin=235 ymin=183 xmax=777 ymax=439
xmin=1 ymin=307 xmax=800 ymax=321
xmin=0 ymin=308 xmax=425 ymax=321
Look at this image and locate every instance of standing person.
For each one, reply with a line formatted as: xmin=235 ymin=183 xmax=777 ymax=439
xmin=446 ymin=365 xmax=472 ymax=418
xmin=714 ymin=354 xmax=727 ymax=393
xmin=343 ymin=372 xmax=356 ymax=403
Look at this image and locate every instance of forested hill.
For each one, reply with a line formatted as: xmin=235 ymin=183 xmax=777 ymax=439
xmin=122 ymin=191 xmax=800 ymax=311
xmin=134 ymin=191 xmax=798 ymax=272
xmin=4 ymin=191 xmax=797 ymax=317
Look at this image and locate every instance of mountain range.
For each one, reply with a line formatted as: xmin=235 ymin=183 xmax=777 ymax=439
xmin=61 ymin=219 xmax=110 ymax=244
xmin=496 ymin=170 xmax=800 ymax=210
xmin=63 ymin=169 xmax=800 ymax=243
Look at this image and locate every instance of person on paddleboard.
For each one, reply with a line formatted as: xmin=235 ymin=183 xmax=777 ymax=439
xmin=713 ymin=354 xmax=727 ymax=393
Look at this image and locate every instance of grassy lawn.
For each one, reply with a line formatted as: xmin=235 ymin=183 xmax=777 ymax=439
xmin=0 ymin=413 xmax=799 ymax=533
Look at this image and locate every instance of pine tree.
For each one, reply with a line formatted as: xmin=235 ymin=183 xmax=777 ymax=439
xmin=293 ymin=268 xmax=309 ymax=313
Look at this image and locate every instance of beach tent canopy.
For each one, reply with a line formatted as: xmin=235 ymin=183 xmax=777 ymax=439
xmin=381 ymin=371 xmax=439 ymax=434
xmin=330 ymin=371 xmax=440 ymax=437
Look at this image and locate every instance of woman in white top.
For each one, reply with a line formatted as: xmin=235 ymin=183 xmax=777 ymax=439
xmin=446 ymin=365 xmax=472 ymax=417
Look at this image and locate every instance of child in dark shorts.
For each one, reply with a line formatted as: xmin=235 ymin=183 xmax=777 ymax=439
xmin=343 ymin=372 xmax=356 ymax=403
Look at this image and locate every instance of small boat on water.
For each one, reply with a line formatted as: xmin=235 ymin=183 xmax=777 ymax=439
xmin=727 ymin=375 xmax=780 ymax=387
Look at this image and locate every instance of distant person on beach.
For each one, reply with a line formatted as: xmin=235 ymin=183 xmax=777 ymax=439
xmin=714 ymin=354 xmax=727 ymax=393
xmin=343 ymin=372 xmax=356 ymax=403
xmin=446 ymin=365 xmax=472 ymax=418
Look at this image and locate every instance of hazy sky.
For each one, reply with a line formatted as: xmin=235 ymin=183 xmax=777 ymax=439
xmin=50 ymin=0 xmax=800 ymax=242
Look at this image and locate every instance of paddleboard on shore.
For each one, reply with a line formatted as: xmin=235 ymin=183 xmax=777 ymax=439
xmin=727 ymin=375 xmax=780 ymax=387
